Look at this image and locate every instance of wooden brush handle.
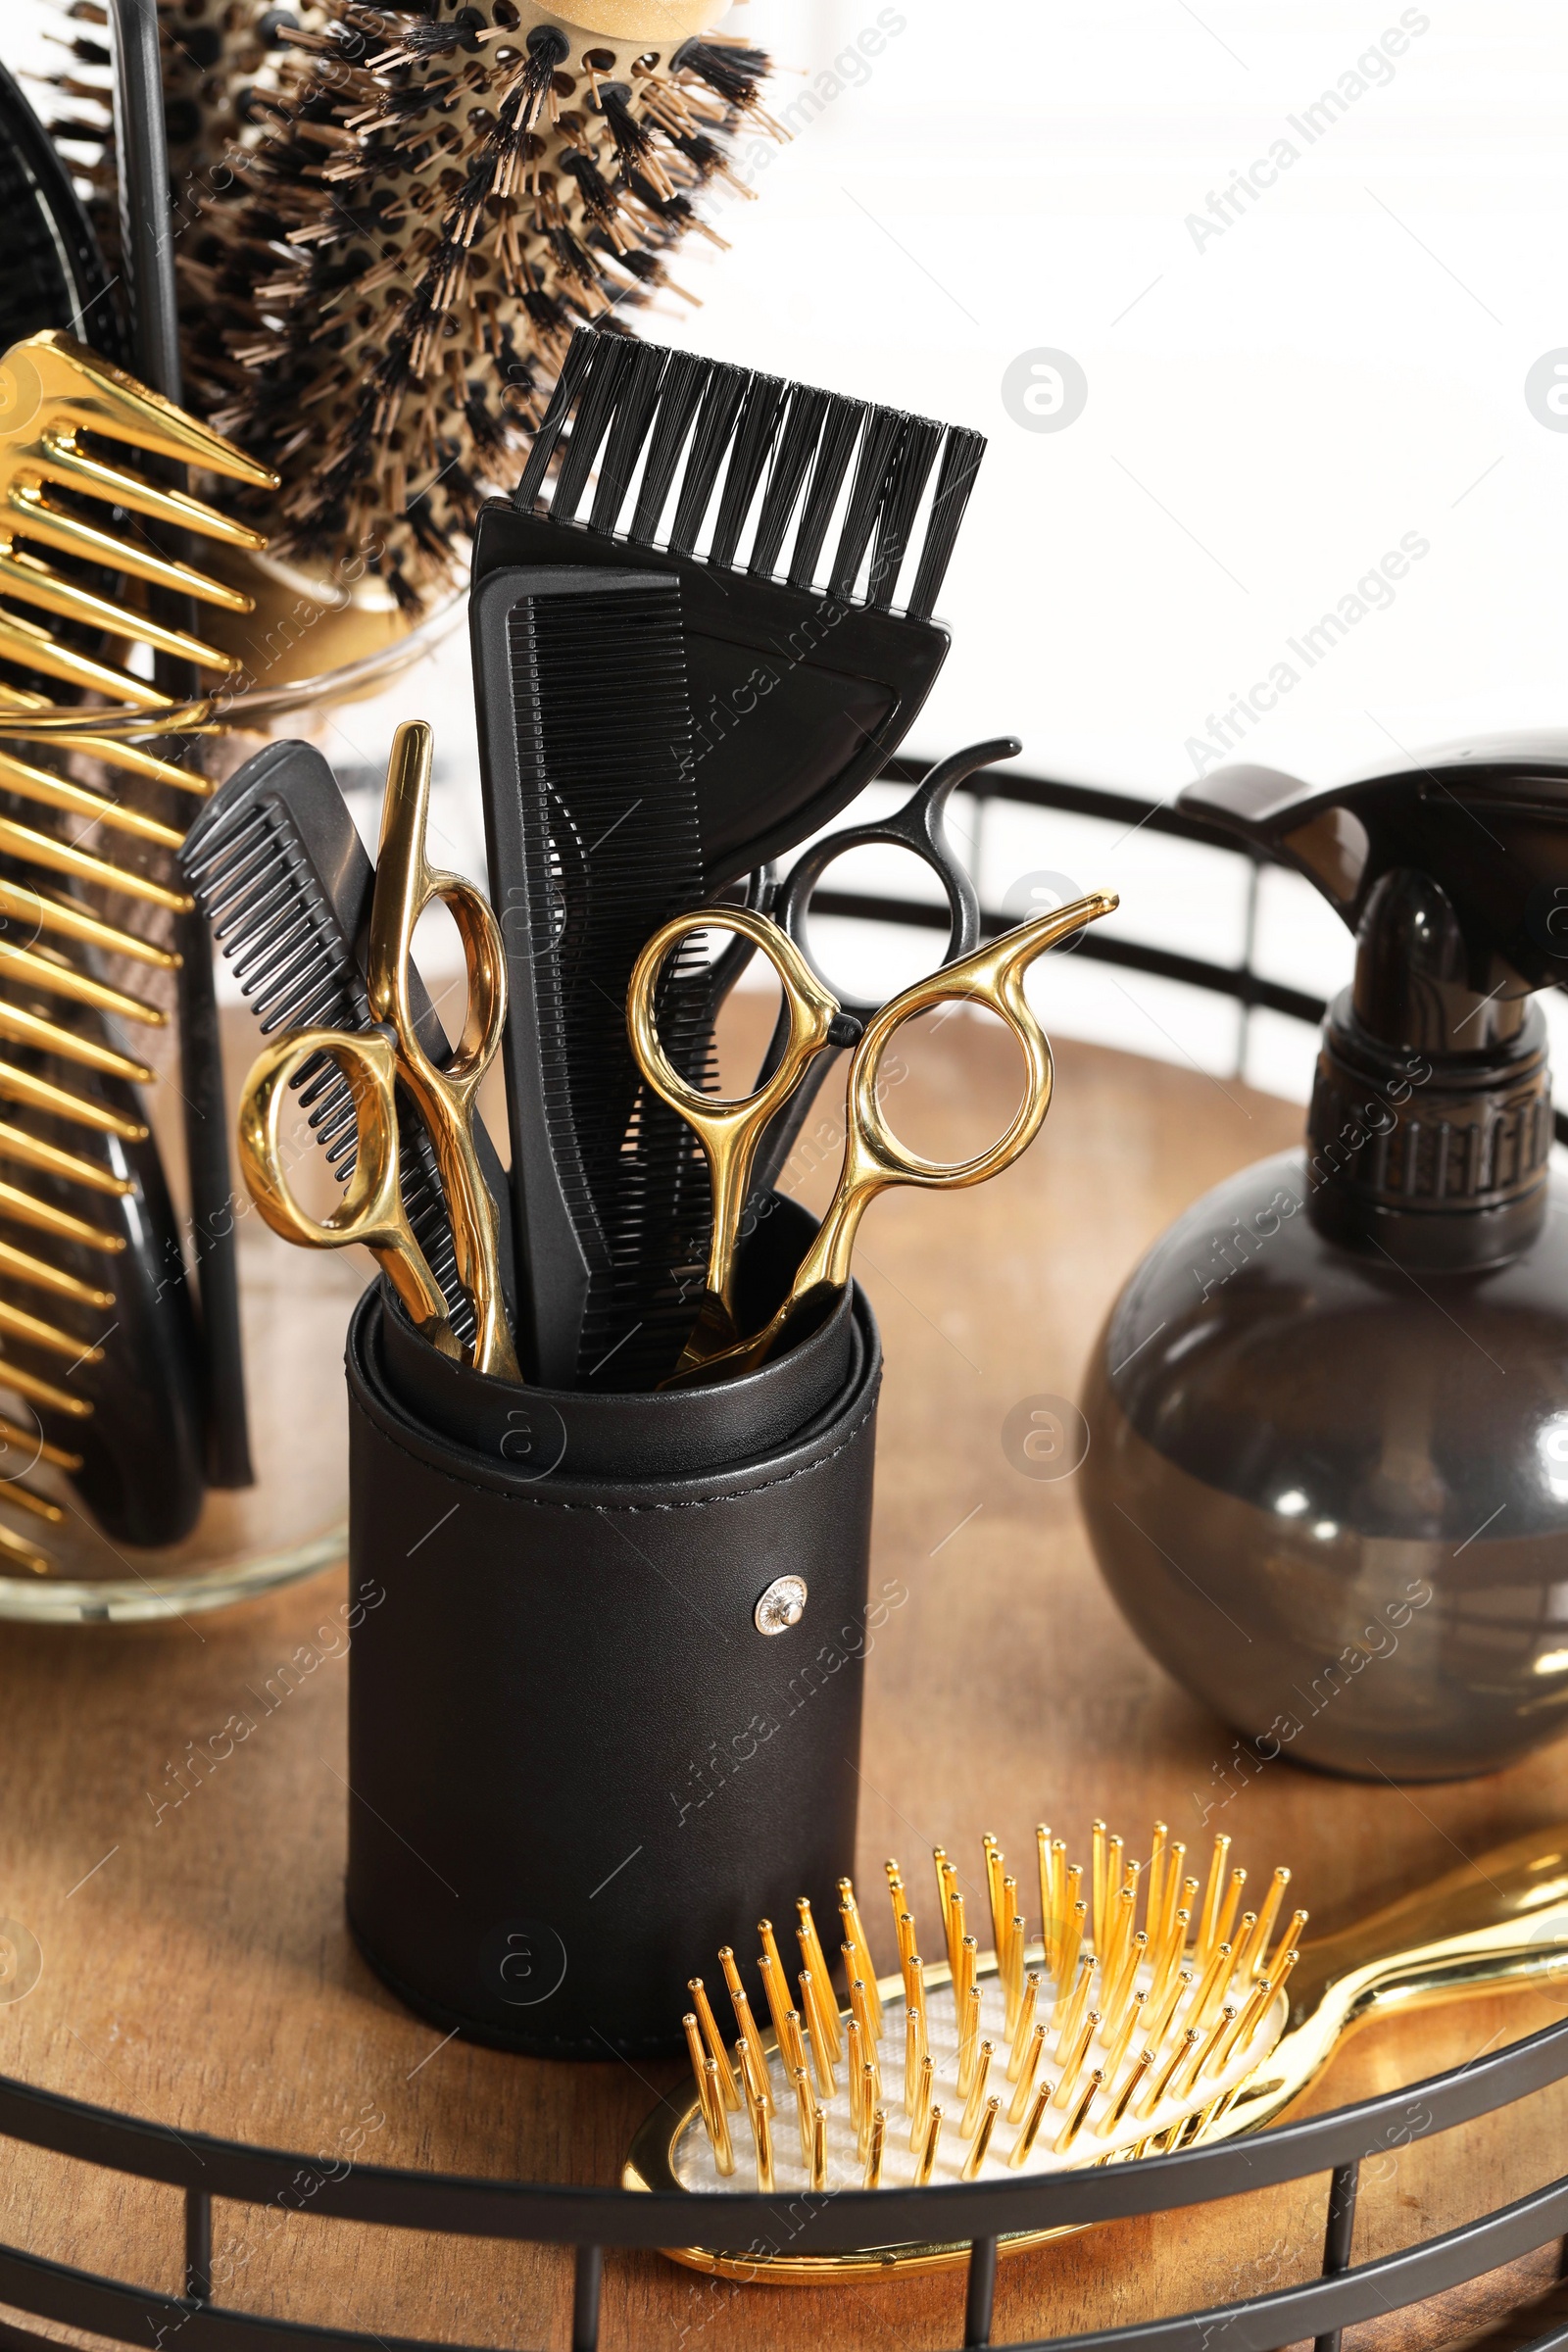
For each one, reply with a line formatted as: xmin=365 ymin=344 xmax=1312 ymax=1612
xmin=541 ymin=1 xmax=733 ymax=38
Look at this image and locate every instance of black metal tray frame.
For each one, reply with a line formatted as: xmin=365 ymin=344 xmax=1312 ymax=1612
xmin=2 ymin=2009 xmax=1567 ymax=2352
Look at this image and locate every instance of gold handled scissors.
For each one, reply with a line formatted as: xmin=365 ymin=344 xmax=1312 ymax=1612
xmin=628 ymin=906 xmax=847 ymax=1370
xmin=628 ymin=889 xmax=1118 ymax=1385
xmin=236 ymin=720 xmax=519 ymax=1380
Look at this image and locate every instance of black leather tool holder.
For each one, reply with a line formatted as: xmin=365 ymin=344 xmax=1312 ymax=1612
xmin=344 ymin=1199 xmax=883 ymax=2059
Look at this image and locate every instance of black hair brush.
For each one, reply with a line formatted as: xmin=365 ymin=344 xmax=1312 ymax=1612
xmin=472 ymin=325 xmax=986 ymax=886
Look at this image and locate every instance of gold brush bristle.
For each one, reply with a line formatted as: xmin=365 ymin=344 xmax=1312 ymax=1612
xmin=670 ymin=1827 xmax=1301 ymax=2200
xmin=0 ymin=331 xmax=275 ymax=1568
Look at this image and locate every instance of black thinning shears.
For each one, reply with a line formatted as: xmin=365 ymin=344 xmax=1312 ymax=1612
xmin=747 ymin=735 xmax=1020 ymax=1191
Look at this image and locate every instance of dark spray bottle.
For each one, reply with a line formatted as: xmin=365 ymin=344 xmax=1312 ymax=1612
xmin=1080 ymin=743 xmax=1568 ymax=1779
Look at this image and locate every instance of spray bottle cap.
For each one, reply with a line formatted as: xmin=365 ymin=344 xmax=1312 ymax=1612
xmin=1182 ymin=737 xmax=1568 ymax=1266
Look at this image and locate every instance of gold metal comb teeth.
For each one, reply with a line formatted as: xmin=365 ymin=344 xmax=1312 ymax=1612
xmin=629 ymin=1824 xmax=1302 ymax=2266
xmin=0 ymin=331 xmax=276 ymax=1567
xmin=0 ymin=330 xmax=275 ymax=704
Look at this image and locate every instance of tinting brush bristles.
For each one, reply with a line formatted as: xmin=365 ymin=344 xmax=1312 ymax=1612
xmin=514 ymin=326 xmax=985 ymax=619
xmin=148 ymin=4 xmax=777 ymax=618
xmin=672 ymin=1825 xmax=1304 ymax=2196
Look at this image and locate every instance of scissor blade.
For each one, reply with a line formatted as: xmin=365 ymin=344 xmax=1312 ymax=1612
xmin=667 ymin=1290 xmax=742 ymax=1379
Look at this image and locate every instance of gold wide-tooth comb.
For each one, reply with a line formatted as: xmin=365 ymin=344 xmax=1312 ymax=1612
xmin=0 ymin=328 xmax=274 ymax=705
xmin=626 ymin=1822 xmax=1304 ymax=2278
xmin=0 ymin=331 xmax=276 ymax=1568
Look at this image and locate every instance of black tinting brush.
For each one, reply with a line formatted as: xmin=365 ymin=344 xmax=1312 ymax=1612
xmin=470 ymin=328 xmax=986 ymax=887
xmin=470 ymin=331 xmax=986 ymax=1395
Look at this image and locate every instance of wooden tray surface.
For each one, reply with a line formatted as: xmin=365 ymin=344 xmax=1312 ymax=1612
xmin=2 ymin=1000 xmax=1566 ymax=2352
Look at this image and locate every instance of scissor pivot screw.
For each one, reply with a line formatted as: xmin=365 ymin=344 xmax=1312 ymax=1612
xmin=755 ymin=1575 xmax=808 ymax=1636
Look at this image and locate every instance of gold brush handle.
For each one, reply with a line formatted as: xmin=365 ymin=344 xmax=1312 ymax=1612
xmin=1218 ymin=1825 xmax=1568 ymax=2138
xmin=1291 ymin=1823 xmax=1568 ymax=2022
xmin=237 ymin=1028 xmax=461 ymax=1361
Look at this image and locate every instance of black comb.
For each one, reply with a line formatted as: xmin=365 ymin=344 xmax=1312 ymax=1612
xmin=179 ymin=741 xmax=514 ymax=1353
xmin=473 ymin=327 xmax=985 ymax=887
xmin=471 ymin=566 xmax=710 ymax=1390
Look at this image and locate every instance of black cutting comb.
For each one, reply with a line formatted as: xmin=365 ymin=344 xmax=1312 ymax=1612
xmin=470 ymin=328 xmax=985 ymax=888
xmin=179 ymin=740 xmax=514 ymax=1354
xmin=471 ymin=566 xmax=710 ymax=1390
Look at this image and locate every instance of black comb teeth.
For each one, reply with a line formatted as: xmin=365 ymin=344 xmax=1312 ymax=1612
xmin=514 ymin=327 xmax=983 ymax=620
xmin=496 ymin=574 xmax=707 ymax=1387
xmin=181 ymin=775 xmax=474 ymax=1350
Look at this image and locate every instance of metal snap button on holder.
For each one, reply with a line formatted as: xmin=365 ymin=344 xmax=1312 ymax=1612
xmin=754 ymin=1575 xmax=808 ymax=1636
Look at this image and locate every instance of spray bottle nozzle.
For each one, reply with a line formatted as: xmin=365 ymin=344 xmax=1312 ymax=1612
xmin=1182 ymin=740 xmax=1568 ymax=1264
xmin=1183 ymin=740 xmax=1568 ymax=1003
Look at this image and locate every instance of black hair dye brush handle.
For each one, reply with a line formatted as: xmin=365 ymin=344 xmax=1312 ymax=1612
xmin=473 ymin=505 xmax=953 ymax=890
xmin=110 ymin=0 xmax=251 ymax=1485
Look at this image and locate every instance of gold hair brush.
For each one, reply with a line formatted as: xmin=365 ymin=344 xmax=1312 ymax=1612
xmin=0 ymin=327 xmax=275 ymax=1563
xmin=628 ymin=1816 xmax=1568 ymax=2282
xmin=627 ymin=1821 xmax=1305 ymax=2278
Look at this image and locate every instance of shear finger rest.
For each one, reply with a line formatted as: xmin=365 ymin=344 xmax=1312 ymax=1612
xmin=852 ymin=892 xmax=1118 ymax=1189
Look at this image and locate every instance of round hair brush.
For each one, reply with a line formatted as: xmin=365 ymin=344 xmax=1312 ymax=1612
xmin=173 ymin=1 xmax=779 ymax=663
xmin=134 ymin=0 xmax=780 ymax=667
xmin=43 ymin=6 xmax=767 ymax=675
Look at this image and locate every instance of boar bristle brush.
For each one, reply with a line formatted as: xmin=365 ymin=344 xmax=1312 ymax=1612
xmin=163 ymin=2 xmax=779 ymax=624
xmin=627 ymin=1822 xmax=1305 ymax=2274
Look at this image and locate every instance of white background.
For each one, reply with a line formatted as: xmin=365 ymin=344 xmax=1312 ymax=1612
xmin=9 ymin=0 xmax=1568 ymax=1101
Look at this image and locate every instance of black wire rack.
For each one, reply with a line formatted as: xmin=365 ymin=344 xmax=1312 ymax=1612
xmin=869 ymin=756 xmax=1568 ymax=1151
xmin=5 ymin=763 xmax=1568 ymax=2352
xmin=3 ymin=2009 xmax=1568 ymax=2352
xmin=870 ymin=755 xmax=1327 ymax=1029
